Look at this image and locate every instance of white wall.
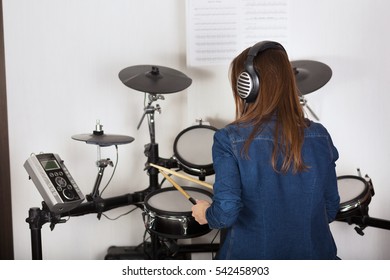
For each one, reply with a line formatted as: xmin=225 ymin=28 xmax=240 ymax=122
xmin=4 ymin=0 xmax=390 ymax=259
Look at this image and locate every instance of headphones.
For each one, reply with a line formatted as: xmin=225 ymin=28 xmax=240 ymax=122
xmin=236 ymin=41 xmax=286 ymax=103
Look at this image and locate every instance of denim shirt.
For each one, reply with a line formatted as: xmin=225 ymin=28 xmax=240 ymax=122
xmin=206 ymin=119 xmax=340 ymax=259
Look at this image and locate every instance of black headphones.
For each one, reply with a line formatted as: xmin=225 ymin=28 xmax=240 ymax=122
xmin=236 ymin=41 xmax=286 ymax=103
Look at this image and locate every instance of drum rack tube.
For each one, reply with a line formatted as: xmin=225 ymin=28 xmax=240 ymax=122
xmin=352 ymin=215 xmax=390 ymax=230
xmin=338 ymin=215 xmax=390 ymax=236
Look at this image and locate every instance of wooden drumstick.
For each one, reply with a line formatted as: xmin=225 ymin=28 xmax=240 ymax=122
xmin=149 ymin=163 xmax=214 ymax=190
xmin=159 ymin=170 xmax=196 ymax=205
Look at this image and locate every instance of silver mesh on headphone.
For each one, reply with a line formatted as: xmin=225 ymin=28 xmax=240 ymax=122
xmin=237 ymin=72 xmax=253 ymax=99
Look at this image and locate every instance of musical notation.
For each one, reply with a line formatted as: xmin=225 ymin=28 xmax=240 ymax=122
xmin=186 ymin=0 xmax=289 ymax=66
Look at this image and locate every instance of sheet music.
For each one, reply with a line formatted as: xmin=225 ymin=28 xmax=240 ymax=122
xmin=186 ymin=0 xmax=289 ymax=66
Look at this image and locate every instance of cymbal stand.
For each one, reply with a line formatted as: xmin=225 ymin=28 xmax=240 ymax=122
xmin=137 ymin=93 xmax=164 ymax=133
xmin=90 ymin=158 xmax=113 ymax=200
xmin=136 ymin=93 xmax=182 ymax=259
xmin=137 ymin=93 xmax=177 ymax=194
xmin=81 ymin=121 xmax=115 ymax=218
xmin=137 ymin=93 xmax=163 ymax=195
xmin=88 ymin=121 xmax=112 ymax=198
xmin=300 ymin=95 xmax=320 ymax=121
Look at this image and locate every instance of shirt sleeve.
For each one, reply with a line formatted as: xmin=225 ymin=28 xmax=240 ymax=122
xmin=206 ymin=129 xmax=243 ymax=229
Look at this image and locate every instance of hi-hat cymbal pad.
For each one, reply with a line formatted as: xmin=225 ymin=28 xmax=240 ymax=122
xmin=72 ymin=133 xmax=135 ymax=147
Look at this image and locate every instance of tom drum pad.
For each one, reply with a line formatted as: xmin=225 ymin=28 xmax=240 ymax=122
xmin=336 ymin=175 xmax=374 ymax=220
xmin=173 ymin=125 xmax=217 ymax=178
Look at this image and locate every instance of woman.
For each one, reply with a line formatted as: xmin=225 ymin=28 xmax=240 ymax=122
xmin=192 ymin=41 xmax=340 ymax=259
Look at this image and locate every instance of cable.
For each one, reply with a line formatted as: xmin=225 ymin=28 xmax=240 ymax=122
xmin=210 ymin=229 xmax=220 ymax=259
xmin=102 ymin=206 xmax=138 ymax=221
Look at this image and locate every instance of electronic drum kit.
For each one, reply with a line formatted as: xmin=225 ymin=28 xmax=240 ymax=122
xmin=27 ymin=61 xmax=390 ymax=260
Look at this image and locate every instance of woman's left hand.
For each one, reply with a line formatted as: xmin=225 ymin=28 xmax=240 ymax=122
xmin=191 ymin=200 xmax=211 ymax=225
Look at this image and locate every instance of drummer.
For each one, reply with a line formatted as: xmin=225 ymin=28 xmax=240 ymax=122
xmin=191 ymin=41 xmax=340 ymax=260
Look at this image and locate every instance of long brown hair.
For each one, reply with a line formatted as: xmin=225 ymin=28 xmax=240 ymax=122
xmin=230 ymin=45 xmax=308 ymax=173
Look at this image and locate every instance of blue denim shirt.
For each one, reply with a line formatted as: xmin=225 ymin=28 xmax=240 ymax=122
xmin=206 ymin=119 xmax=340 ymax=259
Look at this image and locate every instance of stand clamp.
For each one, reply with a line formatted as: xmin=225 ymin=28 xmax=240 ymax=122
xmin=25 ymin=202 xmax=67 ymax=260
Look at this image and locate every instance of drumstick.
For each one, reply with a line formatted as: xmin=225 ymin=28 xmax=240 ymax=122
xmin=149 ymin=163 xmax=213 ymax=190
xmin=159 ymin=170 xmax=196 ymax=205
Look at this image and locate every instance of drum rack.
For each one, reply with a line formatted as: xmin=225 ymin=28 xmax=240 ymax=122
xmin=25 ymin=138 xmax=219 ymax=260
xmin=26 ymin=197 xmax=220 ymax=260
xmin=25 ymin=69 xmax=220 ymax=259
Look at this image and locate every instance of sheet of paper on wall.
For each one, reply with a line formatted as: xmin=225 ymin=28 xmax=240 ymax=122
xmin=186 ymin=0 xmax=290 ymax=67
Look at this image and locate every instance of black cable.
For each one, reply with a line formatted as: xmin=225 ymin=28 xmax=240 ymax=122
xmin=210 ymin=229 xmax=220 ymax=259
xmin=101 ymin=206 xmax=138 ymax=221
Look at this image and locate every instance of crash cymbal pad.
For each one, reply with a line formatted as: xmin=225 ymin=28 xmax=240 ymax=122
xmin=118 ymin=65 xmax=192 ymax=94
xmin=72 ymin=132 xmax=135 ymax=147
xmin=291 ymin=60 xmax=332 ymax=95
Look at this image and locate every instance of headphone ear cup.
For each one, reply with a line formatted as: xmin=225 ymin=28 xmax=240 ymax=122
xmin=236 ymin=41 xmax=285 ymax=104
xmin=237 ymin=70 xmax=259 ymax=103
